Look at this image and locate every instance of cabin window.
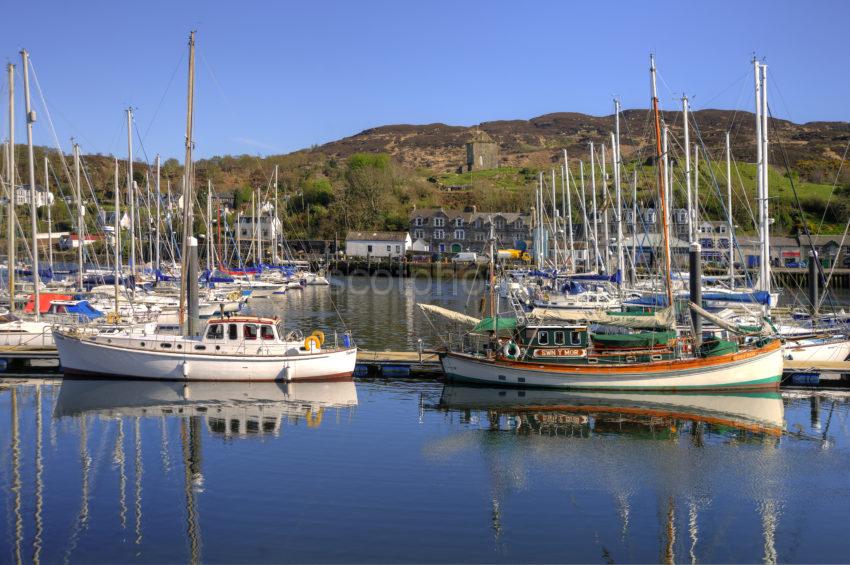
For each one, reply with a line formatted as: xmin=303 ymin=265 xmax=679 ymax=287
xmin=206 ymin=324 xmax=224 ymax=340
xmin=367 ymin=245 xmax=373 ymax=253
xmin=553 ymin=331 xmax=565 ymax=345
xmin=228 ymin=324 xmax=238 ymax=340
xmin=260 ymin=325 xmax=275 ymax=340
xmin=244 ymin=324 xmax=258 ymax=340
xmin=570 ymin=331 xmax=582 ymax=345
xmin=538 ymin=331 xmax=549 ymax=345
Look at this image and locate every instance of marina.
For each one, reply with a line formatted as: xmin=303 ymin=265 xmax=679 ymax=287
xmin=2 ymin=1 xmax=850 ymax=562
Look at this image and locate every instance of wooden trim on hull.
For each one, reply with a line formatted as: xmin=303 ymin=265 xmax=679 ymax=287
xmin=61 ymin=367 xmax=354 ymax=383
xmin=492 ymin=338 xmax=782 ymax=375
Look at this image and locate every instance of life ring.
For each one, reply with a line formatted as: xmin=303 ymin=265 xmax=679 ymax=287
xmin=502 ymin=341 xmax=521 ymax=360
xmin=304 ymin=335 xmax=320 ymax=351
xmin=310 ymin=330 xmax=325 ymax=346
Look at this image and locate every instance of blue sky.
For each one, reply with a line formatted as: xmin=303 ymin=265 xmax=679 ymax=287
xmin=1 ymin=0 xmax=847 ymax=161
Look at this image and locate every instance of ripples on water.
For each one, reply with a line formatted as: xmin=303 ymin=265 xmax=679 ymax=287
xmin=1 ymin=378 xmax=850 ymax=563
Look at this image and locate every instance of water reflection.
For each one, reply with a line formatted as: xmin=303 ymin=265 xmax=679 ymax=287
xmin=431 ymin=385 xmax=788 ymax=562
xmin=437 ymin=385 xmax=786 ymax=437
xmin=55 ymin=380 xmax=358 ymax=435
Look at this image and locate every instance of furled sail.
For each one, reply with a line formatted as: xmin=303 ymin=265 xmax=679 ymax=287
xmin=418 ymin=304 xmax=479 ymax=325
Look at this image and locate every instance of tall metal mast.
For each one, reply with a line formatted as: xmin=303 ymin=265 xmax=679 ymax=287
xmin=206 ymin=180 xmax=212 ymax=272
xmin=273 ymin=164 xmax=279 ymax=264
xmin=178 ymin=31 xmax=196 ymax=334
xmin=563 ymin=150 xmax=574 ymax=272
xmin=683 ymin=95 xmax=694 ymax=243
xmin=726 ymin=131 xmax=734 ymax=289
xmin=589 ymin=142 xmax=600 ymax=271
xmin=155 ymin=155 xmax=161 ymax=272
xmin=753 ymin=58 xmax=765 ymax=294
xmin=7 ymin=64 xmax=15 ymax=312
xmin=613 ymin=100 xmax=625 ymax=284
xmin=44 ymin=156 xmax=52 ymax=272
xmin=651 ymin=54 xmax=674 ymax=308
xmin=550 ymin=169 xmax=559 ymax=268
xmin=113 ymin=158 xmax=120 ymax=315
xmin=73 ymin=143 xmax=83 ymax=291
xmin=126 ymin=108 xmax=136 ymax=276
xmin=21 ymin=50 xmax=40 ymax=320
xmin=579 ymin=161 xmax=590 ymax=272
xmin=631 ymin=169 xmax=638 ymax=283
xmin=601 ymin=144 xmax=610 ymax=272
xmin=760 ymin=63 xmax=771 ymax=304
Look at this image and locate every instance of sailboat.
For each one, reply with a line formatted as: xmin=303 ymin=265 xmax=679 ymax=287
xmin=438 ymin=56 xmax=783 ymax=391
xmin=53 ymin=32 xmax=357 ymax=382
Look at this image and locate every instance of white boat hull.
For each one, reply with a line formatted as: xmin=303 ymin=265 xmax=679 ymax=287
xmin=54 ymin=331 xmax=357 ymax=382
xmin=441 ymin=342 xmax=783 ymax=391
xmin=783 ymin=337 xmax=850 ymax=363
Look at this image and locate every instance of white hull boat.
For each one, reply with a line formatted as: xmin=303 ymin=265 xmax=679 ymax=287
xmin=54 ymin=316 xmax=357 ymax=382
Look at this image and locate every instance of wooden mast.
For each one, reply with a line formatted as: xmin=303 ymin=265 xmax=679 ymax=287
xmin=650 ymin=55 xmax=674 ymax=308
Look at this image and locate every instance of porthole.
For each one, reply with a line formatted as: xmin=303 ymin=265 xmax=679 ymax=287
xmin=140 ymin=342 xmax=145 ymax=347
xmin=177 ymin=344 xmax=182 ymax=350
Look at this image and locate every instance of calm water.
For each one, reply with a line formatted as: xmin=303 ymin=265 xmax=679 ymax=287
xmin=1 ymin=379 xmax=850 ymax=563
xmin=246 ymin=276 xmax=488 ymax=351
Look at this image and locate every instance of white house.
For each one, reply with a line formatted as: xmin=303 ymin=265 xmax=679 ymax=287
xmin=345 ymin=231 xmax=411 ymax=258
xmin=410 ymin=238 xmax=430 ymax=253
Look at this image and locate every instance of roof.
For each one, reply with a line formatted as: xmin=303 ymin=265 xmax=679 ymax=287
xmin=621 ymin=233 xmax=690 ymax=248
xmin=410 ymin=207 xmax=530 ymax=226
xmin=346 ymin=231 xmax=409 ymax=242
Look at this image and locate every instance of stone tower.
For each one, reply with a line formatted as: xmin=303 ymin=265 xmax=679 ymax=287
xmin=465 ymin=129 xmax=499 ymax=172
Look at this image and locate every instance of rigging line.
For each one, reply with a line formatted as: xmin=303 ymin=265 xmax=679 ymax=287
xmin=767 ymin=103 xmax=839 ymax=314
xmin=771 ymin=74 xmax=850 ymax=235
xmin=27 ymin=59 xmax=78 ymax=194
xmin=142 ymin=49 xmax=186 ymax=142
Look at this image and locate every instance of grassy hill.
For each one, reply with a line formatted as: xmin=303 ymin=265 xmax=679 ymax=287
xmin=14 ymin=108 xmax=850 ymax=241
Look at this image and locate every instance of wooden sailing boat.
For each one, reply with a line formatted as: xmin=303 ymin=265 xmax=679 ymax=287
xmin=439 ymin=55 xmax=783 ymax=391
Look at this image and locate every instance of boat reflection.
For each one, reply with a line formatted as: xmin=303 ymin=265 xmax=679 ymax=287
xmin=438 ymin=384 xmax=785 ymax=438
xmin=54 ymin=379 xmax=359 ymax=435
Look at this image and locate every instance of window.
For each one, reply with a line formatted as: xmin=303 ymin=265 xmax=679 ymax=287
xmin=395 ymin=245 xmax=401 ymax=253
xmin=553 ymin=331 xmax=565 ymax=345
xmin=454 ymin=229 xmax=465 ymax=240
xmin=434 ymin=217 xmax=445 ymax=227
xmin=244 ymin=324 xmax=258 ymax=340
xmin=387 ymin=245 xmax=391 ymax=252
xmin=538 ymin=331 xmax=549 ymax=345
xmin=414 ymin=217 xmax=423 ymax=226
xmin=454 ymin=218 xmax=463 ymax=227
xmin=570 ymin=331 xmax=582 ymax=345
xmin=474 ymin=232 xmax=486 ymax=242
xmin=434 ymin=229 xmax=444 ymax=240
xmin=261 ymin=325 xmax=275 ymax=340
xmin=228 ymin=324 xmax=238 ymax=340
xmin=474 ymin=219 xmax=482 ymax=228
xmin=494 ymin=219 xmax=505 ymax=230
xmin=414 ymin=229 xmax=424 ymax=239
xmin=241 ymin=229 xmax=248 ymax=236
xmin=367 ymin=244 xmax=373 ymax=253
xmin=206 ymin=324 xmax=224 ymax=340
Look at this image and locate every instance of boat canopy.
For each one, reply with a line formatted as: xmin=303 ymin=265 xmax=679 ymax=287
xmin=590 ymin=330 xmax=676 ymax=349
xmin=472 ymin=316 xmax=518 ymax=334
xmin=24 ymin=293 xmax=73 ymax=314
xmin=64 ymin=301 xmax=104 ymax=321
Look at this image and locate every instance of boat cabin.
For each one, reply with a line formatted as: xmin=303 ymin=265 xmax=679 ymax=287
xmin=203 ymin=317 xmax=286 ymax=343
xmin=511 ymin=325 xmax=589 ymax=361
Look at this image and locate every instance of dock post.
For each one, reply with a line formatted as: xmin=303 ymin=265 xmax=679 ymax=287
xmin=689 ymin=242 xmax=702 ymax=348
xmin=808 ymin=251 xmax=819 ymax=316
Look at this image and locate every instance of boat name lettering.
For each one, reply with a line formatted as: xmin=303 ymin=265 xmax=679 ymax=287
xmin=532 ymin=348 xmax=586 ymax=358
